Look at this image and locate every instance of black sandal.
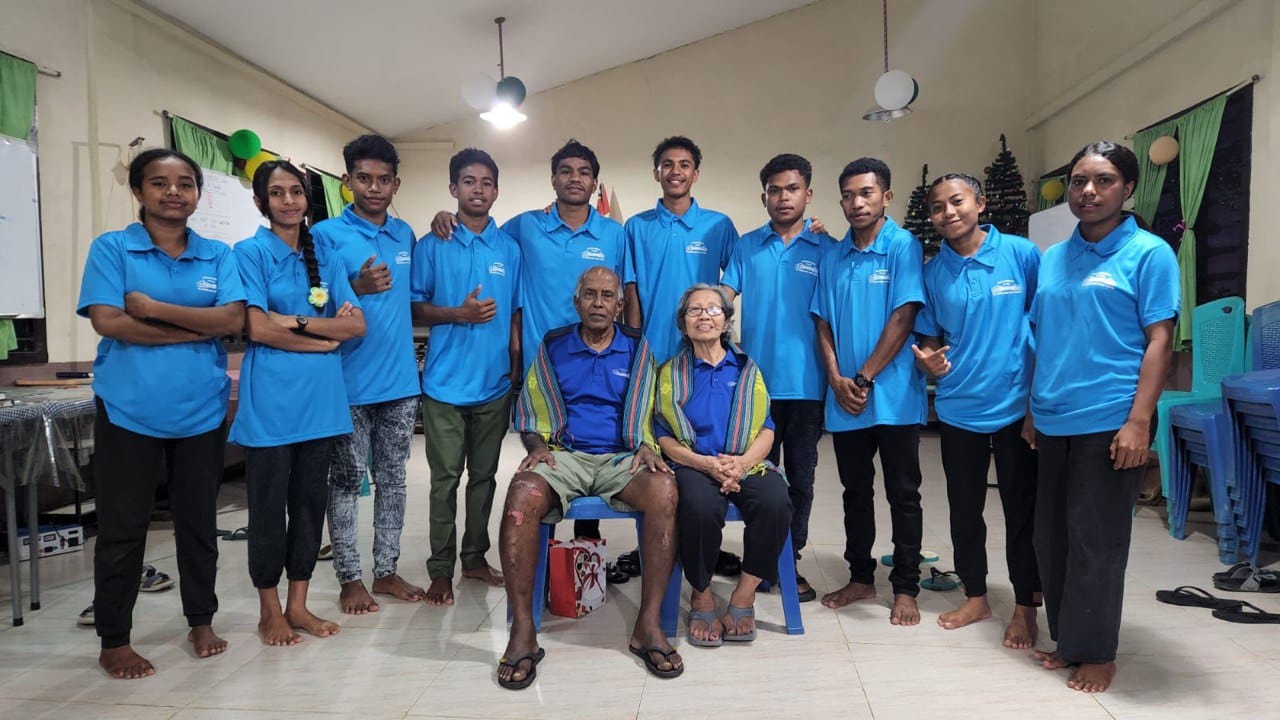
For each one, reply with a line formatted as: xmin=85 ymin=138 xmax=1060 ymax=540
xmin=628 ymin=644 xmax=684 ymax=679
xmin=1155 ymin=585 xmax=1241 ymax=609
xmin=497 ymin=647 xmax=546 ymax=690
xmin=715 ymin=550 xmax=742 ymax=576
xmin=1212 ymin=600 xmax=1280 ymax=624
xmin=606 ymin=563 xmax=630 ymax=584
xmin=616 ymin=549 xmax=642 ymax=577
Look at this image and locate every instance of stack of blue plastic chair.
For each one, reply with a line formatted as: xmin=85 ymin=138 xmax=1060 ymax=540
xmin=1220 ymin=300 xmax=1280 ymax=564
xmin=1168 ymin=402 xmax=1238 ymax=560
xmin=1156 ymin=297 xmax=1246 ymax=537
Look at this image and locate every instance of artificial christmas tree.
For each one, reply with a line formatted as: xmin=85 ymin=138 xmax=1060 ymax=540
xmin=902 ymin=164 xmax=941 ymax=259
xmin=981 ymin=134 xmax=1031 ymax=236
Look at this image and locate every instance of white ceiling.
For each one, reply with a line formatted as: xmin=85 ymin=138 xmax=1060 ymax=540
xmin=139 ymin=0 xmax=817 ymax=138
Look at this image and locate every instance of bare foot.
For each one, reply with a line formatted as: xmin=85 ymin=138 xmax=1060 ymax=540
xmin=99 ymin=645 xmax=155 ymax=679
xmin=498 ymin=623 xmax=541 ymax=687
xmin=1034 ymin=649 xmax=1070 ymax=669
xmin=258 ymin=613 xmax=302 ymax=646
xmin=1003 ymin=605 xmax=1039 ymax=649
xmin=938 ymin=595 xmax=993 ymax=630
xmin=285 ymin=606 xmax=340 ymax=638
xmin=188 ymin=625 xmax=228 ymax=658
xmin=339 ymin=580 xmax=381 ymax=615
xmin=1067 ymin=661 xmax=1116 ymax=693
xmin=462 ymin=564 xmax=506 ymax=587
xmin=425 ymin=577 xmax=455 ymax=606
xmin=821 ymin=581 xmax=875 ymax=609
xmin=890 ymin=594 xmax=921 ymax=626
xmin=372 ymin=573 xmax=427 ymax=602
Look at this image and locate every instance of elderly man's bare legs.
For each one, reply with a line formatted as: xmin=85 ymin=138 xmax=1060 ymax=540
xmin=613 ymin=470 xmax=683 ymax=678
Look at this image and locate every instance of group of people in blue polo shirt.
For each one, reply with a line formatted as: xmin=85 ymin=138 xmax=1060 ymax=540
xmin=77 ymin=130 xmax=1177 ymax=696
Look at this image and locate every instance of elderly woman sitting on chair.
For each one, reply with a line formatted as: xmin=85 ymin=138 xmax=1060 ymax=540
xmin=656 ymin=283 xmax=793 ymax=647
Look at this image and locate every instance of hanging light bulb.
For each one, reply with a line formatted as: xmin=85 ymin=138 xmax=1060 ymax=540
xmin=863 ymin=1 xmax=918 ymax=122
xmin=480 ymin=17 xmax=528 ymax=130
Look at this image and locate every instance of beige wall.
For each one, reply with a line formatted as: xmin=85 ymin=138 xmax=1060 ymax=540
xmin=395 ymin=0 xmax=1039 ymax=248
xmin=1030 ymin=0 xmax=1277 ymax=308
xmin=0 ymin=0 xmax=367 ymax=362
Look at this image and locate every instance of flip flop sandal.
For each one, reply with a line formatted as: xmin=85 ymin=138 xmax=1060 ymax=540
xmin=881 ymin=549 xmax=941 ymax=567
xmin=628 ymin=644 xmax=684 ymax=678
xmin=687 ymin=608 xmax=723 ymax=648
xmin=497 ymin=647 xmax=546 ymax=690
xmin=616 ymin=550 xmax=642 ymax=577
xmin=1211 ymin=600 xmax=1280 ymax=624
xmin=921 ymin=568 xmax=962 ymax=592
xmin=1213 ymin=569 xmax=1280 ymax=593
xmin=606 ymin=563 xmax=630 ymax=584
xmin=796 ymin=574 xmax=817 ymax=603
xmin=223 ymin=526 xmax=249 ymax=541
xmin=139 ymin=564 xmax=174 ymax=592
xmin=715 ymin=551 xmax=742 ymax=576
xmin=722 ymin=604 xmax=756 ymax=642
xmin=1155 ymin=585 xmax=1243 ymax=609
xmin=1213 ymin=562 xmax=1255 ymax=583
xmin=318 ymin=544 xmax=334 ymax=561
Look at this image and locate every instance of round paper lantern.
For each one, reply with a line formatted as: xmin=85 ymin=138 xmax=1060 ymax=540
xmin=1149 ymin=135 xmax=1179 ymax=166
xmin=341 ymin=185 xmax=354 ymax=204
xmin=228 ymin=129 xmax=262 ymax=161
xmin=1040 ymin=178 xmax=1065 ymax=203
xmin=243 ymin=150 xmax=276 ymax=182
xmin=874 ymin=70 xmax=919 ymax=111
xmin=495 ymin=76 xmax=527 ymax=107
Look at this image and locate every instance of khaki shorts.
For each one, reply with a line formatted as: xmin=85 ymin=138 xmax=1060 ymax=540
xmin=528 ymin=450 xmax=640 ymax=522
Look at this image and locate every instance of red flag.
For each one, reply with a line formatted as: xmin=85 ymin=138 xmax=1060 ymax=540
xmin=597 ymin=181 xmax=612 ymax=216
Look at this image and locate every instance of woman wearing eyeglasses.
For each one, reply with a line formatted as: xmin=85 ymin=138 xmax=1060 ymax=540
xmin=655 ymin=283 xmax=792 ymax=647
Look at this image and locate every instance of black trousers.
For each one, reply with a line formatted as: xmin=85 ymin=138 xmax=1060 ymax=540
xmin=674 ymin=467 xmax=792 ymax=591
xmin=1034 ymin=430 xmax=1143 ymax=664
xmin=92 ymin=398 xmax=223 ymax=650
xmin=244 ymin=438 xmax=333 ymax=589
xmin=767 ymin=400 xmax=823 ymax=555
xmin=938 ymin=418 xmax=1041 ymax=605
xmin=831 ymin=424 xmax=924 ymax=597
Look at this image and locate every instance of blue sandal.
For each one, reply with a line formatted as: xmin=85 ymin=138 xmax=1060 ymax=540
xmin=722 ymin=605 xmax=756 ymax=642
xmin=687 ymin=609 xmax=723 ymax=648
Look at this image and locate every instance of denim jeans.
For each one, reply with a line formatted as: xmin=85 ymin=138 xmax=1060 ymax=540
xmin=327 ymin=396 xmax=419 ymax=584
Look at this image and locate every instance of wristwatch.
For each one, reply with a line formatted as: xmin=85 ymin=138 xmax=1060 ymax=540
xmin=295 ymin=315 xmax=309 ymax=331
xmin=854 ymin=373 xmax=874 ymax=389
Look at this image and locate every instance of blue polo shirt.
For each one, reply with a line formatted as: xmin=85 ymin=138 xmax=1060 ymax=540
xmin=544 ymin=323 xmax=639 ymax=454
xmin=311 ymin=205 xmax=419 ymax=406
xmin=229 ymin=226 xmax=361 ymax=447
xmin=76 ymin=224 xmax=245 ymax=439
xmin=655 ymin=351 xmax=775 ymax=457
xmin=1030 ymin=216 xmax=1180 ymax=436
xmin=624 ymin=199 xmax=738 ymax=361
xmin=411 ymin=219 xmax=521 ymax=406
xmin=810 ymin=216 xmax=926 ymax=431
xmin=721 ymin=219 xmax=829 ymax=401
xmin=502 ymin=205 xmax=625 ymax=373
xmin=917 ymin=226 xmax=1040 ymax=433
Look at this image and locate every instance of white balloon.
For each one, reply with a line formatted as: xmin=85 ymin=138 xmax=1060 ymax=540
xmin=874 ymin=70 xmax=918 ymax=111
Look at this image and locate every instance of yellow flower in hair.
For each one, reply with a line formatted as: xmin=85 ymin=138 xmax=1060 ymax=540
xmin=308 ymin=286 xmax=329 ymax=309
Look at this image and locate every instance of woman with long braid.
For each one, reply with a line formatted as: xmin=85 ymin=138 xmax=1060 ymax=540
xmin=230 ymin=161 xmax=365 ymax=645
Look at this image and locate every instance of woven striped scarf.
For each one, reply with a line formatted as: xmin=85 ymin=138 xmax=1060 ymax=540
xmin=656 ymin=343 xmax=772 ymax=460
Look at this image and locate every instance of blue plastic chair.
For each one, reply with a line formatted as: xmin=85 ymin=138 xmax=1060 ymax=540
xmin=517 ymin=496 xmax=805 ymax=636
xmin=1155 ymin=297 xmax=1246 ymax=532
xmin=1220 ymin=368 xmax=1280 ymax=564
xmin=1168 ymin=401 xmax=1238 ymax=561
xmin=1250 ymin=300 xmax=1280 ymax=371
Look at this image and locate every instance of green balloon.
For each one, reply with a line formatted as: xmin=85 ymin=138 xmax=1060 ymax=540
xmin=228 ymin=129 xmax=262 ymax=160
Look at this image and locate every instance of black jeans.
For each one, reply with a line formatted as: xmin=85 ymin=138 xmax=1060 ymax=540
xmin=674 ymin=467 xmax=792 ymax=590
xmin=938 ymin=418 xmax=1041 ymax=605
xmin=831 ymin=424 xmax=924 ymax=597
xmin=244 ymin=438 xmax=333 ymax=589
xmin=1034 ymin=430 xmax=1143 ymax=665
xmin=767 ymin=400 xmax=823 ymax=555
xmin=92 ymin=398 xmax=223 ymax=650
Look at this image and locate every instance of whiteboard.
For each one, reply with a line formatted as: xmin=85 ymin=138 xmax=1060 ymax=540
xmin=0 ymin=135 xmax=44 ymax=318
xmin=1028 ymin=202 xmax=1077 ymax=253
xmin=187 ymin=167 xmax=267 ymax=246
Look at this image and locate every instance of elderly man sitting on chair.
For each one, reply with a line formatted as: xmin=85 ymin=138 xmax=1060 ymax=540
xmin=496 ymin=265 xmax=682 ymax=690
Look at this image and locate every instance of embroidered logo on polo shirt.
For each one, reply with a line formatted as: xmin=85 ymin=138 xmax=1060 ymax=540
xmin=869 ymin=269 xmax=891 ymax=284
xmin=794 ymin=260 xmax=819 ymax=277
xmin=1082 ymin=271 xmax=1118 ymax=289
xmin=686 ymin=241 xmax=708 ymax=255
xmin=612 ymin=368 xmax=631 ymax=379
xmin=991 ymin=279 xmax=1023 ymax=296
xmin=488 ymin=262 xmax=506 ymax=277
xmin=581 ymin=247 xmax=606 ymax=261
xmin=196 ymin=276 xmax=218 ymax=293
xmin=395 ymin=251 xmax=411 ymax=265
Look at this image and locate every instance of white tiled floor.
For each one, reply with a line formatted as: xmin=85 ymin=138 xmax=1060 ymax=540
xmin=2 ymin=431 xmax=1277 ymax=719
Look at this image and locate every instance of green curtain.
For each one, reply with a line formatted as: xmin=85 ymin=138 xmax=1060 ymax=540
xmin=1131 ymin=119 xmax=1178 ymax=225
xmin=1171 ymin=93 xmax=1228 ymax=350
xmin=0 ymin=53 xmax=37 ymax=140
xmin=320 ymin=173 xmax=346 ymax=218
xmin=170 ymin=116 xmax=234 ymax=174
xmin=0 ymin=319 xmax=16 ymax=360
